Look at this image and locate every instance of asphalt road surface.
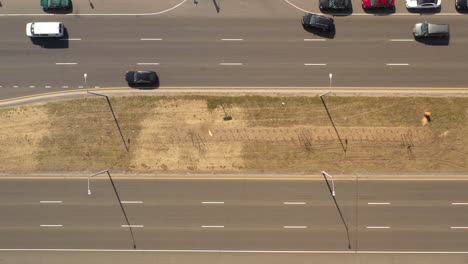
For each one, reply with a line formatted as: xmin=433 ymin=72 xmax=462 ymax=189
xmin=1 ymin=174 xmax=468 ymax=261
xmin=0 ymin=0 xmax=467 ymax=101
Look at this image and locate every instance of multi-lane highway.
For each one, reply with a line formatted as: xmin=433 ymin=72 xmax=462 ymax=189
xmin=0 ymin=0 xmax=467 ymax=101
xmin=1 ymin=174 xmax=468 ymax=254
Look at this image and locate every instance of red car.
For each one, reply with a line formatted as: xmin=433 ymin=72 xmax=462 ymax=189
xmin=362 ymin=0 xmax=395 ymax=8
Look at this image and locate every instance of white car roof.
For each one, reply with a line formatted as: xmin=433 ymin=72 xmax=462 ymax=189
xmin=31 ymin=22 xmax=62 ymax=34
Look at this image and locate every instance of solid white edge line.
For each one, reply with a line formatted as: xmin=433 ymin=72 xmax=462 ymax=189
xmin=219 ymin=63 xmax=243 ymax=66
xmin=136 ymin=63 xmax=160 ymax=65
xmin=121 ymin=201 xmax=143 ymax=204
xmin=55 ymin=63 xmax=77 ymax=65
xmin=451 ymin=227 xmax=468 ymax=229
xmin=40 ymin=201 xmax=62 ymax=203
xmin=304 ymin=64 xmax=327 ymax=66
xmin=367 ymin=202 xmax=391 ymax=205
xmin=283 ymin=202 xmax=307 ymax=205
xmin=366 ymin=226 xmax=390 ymax=229
xmin=452 ymin=203 xmax=468 ymax=205
xmin=283 ymin=226 xmax=307 ymax=229
xmin=221 ymin=39 xmax=244 ymax=41
xmin=2 ymin=249 xmax=468 ymax=253
xmin=140 ymin=38 xmax=163 ymax=40
xmin=202 ymin=202 xmax=225 ymax=204
xmin=202 ymin=225 xmax=224 ymax=228
xmin=40 ymin=225 xmax=62 ymax=227
xmin=121 ymin=225 xmax=144 ymax=227
xmin=386 ymin=63 xmax=409 ymax=66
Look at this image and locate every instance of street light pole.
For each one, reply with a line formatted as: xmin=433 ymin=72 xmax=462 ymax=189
xmin=84 ymin=73 xmax=87 ymax=91
xmin=321 ymin=171 xmax=351 ymax=249
xmin=87 ymin=170 xmax=137 ymax=249
xmin=322 ymin=170 xmax=335 ymax=196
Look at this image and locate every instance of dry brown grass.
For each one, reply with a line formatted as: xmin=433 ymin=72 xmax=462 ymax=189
xmin=0 ymin=95 xmax=466 ymax=173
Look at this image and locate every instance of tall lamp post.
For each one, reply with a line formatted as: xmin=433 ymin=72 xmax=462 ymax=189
xmin=321 ymin=171 xmax=351 ymax=249
xmin=84 ymin=73 xmax=87 ymax=90
xmin=88 ymin=170 xmax=137 ymax=249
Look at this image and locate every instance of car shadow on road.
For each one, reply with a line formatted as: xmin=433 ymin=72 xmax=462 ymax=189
xmin=415 ymin=36 xmax=450 ymax=45
xmin=407 ymin=6 xmax=441 ymax=14
xmin=363 ymin=6 xmax=396 ymax=15
xmin=303 ymin=25 xmax=336 ymax=39
xmin=320 ymin=6 xmax=353 ymax=16
xmin=42 ymin=1 xmax=73 ymax=14
xmin=29 ymin=29 xmax=69 ymax=49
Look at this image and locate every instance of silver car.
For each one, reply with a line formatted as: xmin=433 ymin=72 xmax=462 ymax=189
xmin=413 ymin=22 xmax=449 ymax=37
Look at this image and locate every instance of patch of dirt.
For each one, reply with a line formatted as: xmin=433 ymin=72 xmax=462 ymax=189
xmin=0 ymin=105 xmax=50 ymax=171
xmin=131 ymin=99 xmax=247 ymax=171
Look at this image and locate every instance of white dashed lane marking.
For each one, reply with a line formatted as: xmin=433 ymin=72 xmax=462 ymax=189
xmin=304 ymin=63 xmax=327 ymax=66
xmin=40 ymin=225 xmax=63 ymax=227
xmin=137 ymin=63 xmax=160 ymax=65
xmin=389 ymin=39 xmax=414 ymax=42
xmin=202 ymin=201 xmax=225 ymax=204
xmin=121 ymin=225 xmax=144 ymax=228
xmin=121 ymin=201 xmax=143 ymax=204
xmin=304 ymin=39 xmax=326 ymax=41
xmin=221 ymin=39 xmax=244 ymax=41
xmin=283 ymin=202 xmax=307 ymax=205
xmin=202 ymin=226 xmax=224 ymax=228
xmin=366 ymin=226 xmax=391 ymax=229
xmin=55 ymin=63 xmax=78 ymax=65
xmin=140 ymin=38 xmax=163 ymax=41
xmin=452 ymin=203 xmax=468 ymax=205
xmin=386 ymin=63 xmax=409 ymax=66
xmin=284 ymin=226 xmax=307 ymax=229
xmin=40 ymin=201 xmax=62 ymax=204
xmin=219 ymin=63 xmax=243 ymax=66
xmin=368 ymin=202 xmax=391 ymax=205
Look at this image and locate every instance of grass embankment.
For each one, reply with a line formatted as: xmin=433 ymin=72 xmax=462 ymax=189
xmin=0 ymin=95 xmax=466 ymax=172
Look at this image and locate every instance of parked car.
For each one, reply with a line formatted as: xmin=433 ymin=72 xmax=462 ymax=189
xmin=362 ymin=0 xmax=395 ymax=8
xmin=406 ymin=0 xmax=441 ymax=9
xmin=302 ymin=13 xmax=334 ymax=31
xmin=455 ymin=0 xmax=468 ymax=10
xmin=413 ymin=22 xmax=449 ymax=37
xmin=41 ymin=0 xmax=71 ymax=10
xmin=320 ymin=0 xmax=351 ymax=10
xmin=125 ymin=71 xmax=158 ymax=86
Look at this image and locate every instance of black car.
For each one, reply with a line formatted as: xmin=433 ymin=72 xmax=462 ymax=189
xmin=456 ymin=0 xmax=468 ymax=10
xmin=125 ymin=71 xmax=158 ymax=86
xmin=320 ymin=0 xmax=351 ymax=9
xmin=302 ymin=13 xmax=334 ymax=31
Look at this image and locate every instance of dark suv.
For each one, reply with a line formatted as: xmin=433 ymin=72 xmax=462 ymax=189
xmin=125 ymin=71 xmax=159 ymax=86
xmin=302 ymin=13 xmax=334 ymax=31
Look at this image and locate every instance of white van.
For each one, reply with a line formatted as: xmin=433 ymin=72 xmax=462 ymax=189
xmin=26 ymin=22 xmax=64 ymax=38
